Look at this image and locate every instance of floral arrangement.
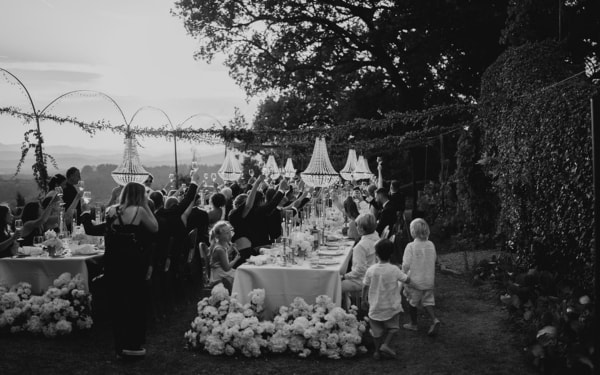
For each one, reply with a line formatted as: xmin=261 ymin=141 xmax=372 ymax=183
xmin=0 ymin=273 xmax=93 ymax=337
xmin=185 ymin=284 xmax=367 ymax=359
xmin=43 ymin=230 xmax=64 ymax=252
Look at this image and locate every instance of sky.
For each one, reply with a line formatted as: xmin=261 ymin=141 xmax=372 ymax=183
xmin=0 ymin=0 xmax=257 ymax=163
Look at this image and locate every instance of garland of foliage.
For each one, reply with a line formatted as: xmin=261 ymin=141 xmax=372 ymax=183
xmin=2 ymin=103 xmax=473 ymax=193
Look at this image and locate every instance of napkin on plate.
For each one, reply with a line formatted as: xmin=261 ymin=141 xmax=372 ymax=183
xmin=19 ymin=246 xmax=44 ymax=256
xmin=70 ymin=244 xmax=97 ymax=255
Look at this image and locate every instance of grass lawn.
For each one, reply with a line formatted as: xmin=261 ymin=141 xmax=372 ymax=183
xmin=0 ymin=251 xmax=535 ymax=375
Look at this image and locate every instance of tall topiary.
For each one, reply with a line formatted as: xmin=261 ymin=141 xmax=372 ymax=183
xmin=477 ymin=39 xmax=598 ymax=289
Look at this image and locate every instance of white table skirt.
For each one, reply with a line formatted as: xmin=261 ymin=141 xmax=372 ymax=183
xmin=232 ymin=240 xmax=354 ymax=319
xmin=0 ymin=254 xmax=101 ymax=294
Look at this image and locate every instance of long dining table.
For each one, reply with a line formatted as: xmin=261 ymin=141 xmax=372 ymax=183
xmin=232 ymin=238 xmax=354 ymax=319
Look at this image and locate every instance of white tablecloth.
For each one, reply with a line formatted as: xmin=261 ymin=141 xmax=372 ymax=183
xmin=0 ymin=254 xmax=102 ymax=294
xmin=232 ymin=240 xmax=354 ymax=319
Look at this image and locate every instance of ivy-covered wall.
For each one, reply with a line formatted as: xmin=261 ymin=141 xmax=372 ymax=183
xmin=473 ymin=40 xmax=598 ymax=289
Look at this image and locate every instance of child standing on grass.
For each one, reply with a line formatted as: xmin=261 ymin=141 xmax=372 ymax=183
xmin=362 ymin=239 xmax=411 ymax=360
xmin=402 ymin=218 xmax=440 ymax=336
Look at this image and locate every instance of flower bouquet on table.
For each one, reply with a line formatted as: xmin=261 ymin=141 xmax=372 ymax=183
xmin=0 ymin=272 xmax=93 ymax=337
xmin=185 ymin=285 xmax=367 ymax=359
xmin=43 ymin=230 xmax=64 ymax=253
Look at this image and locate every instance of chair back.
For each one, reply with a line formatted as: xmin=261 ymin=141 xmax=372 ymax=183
xmin=199 ymin=242 xmax=211 ymax=283
xmin=187 ymin=229 xmax=198 ymax=264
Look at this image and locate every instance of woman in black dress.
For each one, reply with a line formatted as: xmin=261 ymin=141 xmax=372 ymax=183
xmin=0 ymin=204 xmax=20 ymax=258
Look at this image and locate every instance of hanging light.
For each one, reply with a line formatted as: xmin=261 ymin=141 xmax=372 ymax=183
xmin=283 ymin=157 xmax=296 ymax=179
xmin=352 ymin=155 xmax=374 ymax=181
xmin=301 ymin=137 xmax=339 ymax=187
xmin=218 ymin=148 xmax=243 ymax=182
xmin=339 ymin=149 xmax=358 ymax=181
xmin=111 ymin=133 xmax=150 ymax=186
xmin=265 ymin=155 xmax=281 ymax=180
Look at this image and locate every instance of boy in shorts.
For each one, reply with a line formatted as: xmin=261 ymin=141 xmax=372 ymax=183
xmin=362 ymin=239 xmax=411 ymax=359
xmin=402 ymin=218 xmax=441 ymax=336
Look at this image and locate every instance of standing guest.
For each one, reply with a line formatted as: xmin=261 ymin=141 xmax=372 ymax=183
xmin=341 ymin=213 xmax=379 ymax=305
xmin=48 ymin=174 xmax=67 ymax=192
xmin=402 ymin=218 xmax=440 ymax=336
xmin=366 ymin=184 xmax=380 ymax=218
xmin=208 ymin=221 xmax=240 ymax=291
xmin=388 ymin=180 xmax=406 ymax=217
xmin=144 ymin=174 xmax=154 ymax=195
xmin=207 ymin=192 xmax=227 ymax=228
xmin=362 ymin=239 xmax=411 ymax=360
xmin=0 ymin=204 xmax=20 ymax=258
xmin=103 ymin=182 xmax=158 ymax=358
xmin=375 ymin=188 xmax=396 ymax=237
xmin=19 ymin=196 xmax=61 ymax=246
xmin=63 ymin=167 xmax=82 ymax=227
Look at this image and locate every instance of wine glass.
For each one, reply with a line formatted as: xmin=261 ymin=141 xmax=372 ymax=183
xmin=14 ymin=219 xmax=23 ymax=234
xmin=78 ymin=180 xmax=85 ymax=191
xmin=82 ymin=191 xmax=92 ymax=204
xmin=191 ymin=161 xmax=198 ymax=171
xmin=249 ymin=169 xmax=255 ymax=178
xmin=168 ymin=173 xmax=174 ymax=183
xmin=211 ymin=173 xmax=217 ymax=183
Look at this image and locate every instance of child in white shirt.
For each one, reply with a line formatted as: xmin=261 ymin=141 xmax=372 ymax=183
xmin=402 ymin=218 xmax=440 ymax=336
xmin=362 ymin=239 xmax=410 ymax=360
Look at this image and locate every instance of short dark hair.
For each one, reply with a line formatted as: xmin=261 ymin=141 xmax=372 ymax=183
xmin=149 ymin=191 xmax=164 ymax=210
xmin=375 ymin=239 xmax=395 ymax=261
xmin=66 ymin=167 xmax=79 ymax=178
xmin=375 ymin=187 xmax=388 ymax=198
xmin=48 ymin=174 xmax=66 ymax=190
xmin=210 ymin=192 xmax=226 ymax=208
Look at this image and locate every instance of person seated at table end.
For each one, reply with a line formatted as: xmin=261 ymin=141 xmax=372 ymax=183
xmin=341 ymin=213 xmax=380 ymax=307
xmin=209 ymin=221 xmax=240 ymax=291
xmin=0 ymin=204 xmax=20 ymax=258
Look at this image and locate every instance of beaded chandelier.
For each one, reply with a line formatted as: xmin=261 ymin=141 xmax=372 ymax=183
xmin=301 ymin=137 xmax=339 ymax=187
xmin=111 ymin=133 xmax=150 ymax=186
xmin=265 ymin=155 xmax=281 ymax=180
xmin=283 ymin=157 xmax=296 ymax=179
xmin=218 ymin=148 xmax=243 ymax=182
xmin=352 ymin=155 xmax=374 ymax=181
xmin=339 ymin=149 xmax=358 ymax=181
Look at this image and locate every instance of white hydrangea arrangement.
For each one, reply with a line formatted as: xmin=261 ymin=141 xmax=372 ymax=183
xmin=0 ymin=272 xmax=93 ymax=337
xmin=43 ymin=230 xmax=64 ymax=252
xmin=185 ymin=284 xmax=367 ymax=359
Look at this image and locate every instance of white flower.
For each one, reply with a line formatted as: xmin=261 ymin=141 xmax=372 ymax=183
xmin=225 ymin=344 xmax=236 ymax=356
xmin=341 ymin=343 xmax=357 ymax=357
xmin=288 ymin=334 xmax=306 ymax=353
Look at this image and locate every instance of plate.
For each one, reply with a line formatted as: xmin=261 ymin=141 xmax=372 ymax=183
xmin=318 ymin=258 xmax=339 ymax=265
xmin=319 ymin=250 xmax=344 ymax=256
xmin=310 ymin=265 xmax=325 ymax=269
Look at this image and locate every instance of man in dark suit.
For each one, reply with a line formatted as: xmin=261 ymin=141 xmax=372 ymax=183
xmin=388 ymin=180 xmax=406 ymax=217
xmin=63 ymin=167 xmax=82 ymax=228
xmin=375 ymin=188 xmax=396 ymax=237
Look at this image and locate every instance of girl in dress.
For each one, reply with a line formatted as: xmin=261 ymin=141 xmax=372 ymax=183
xmin=208 ymin=220 xmax=240 ymax=291
xmin=0 ymin=204 xmax=20 ymax=258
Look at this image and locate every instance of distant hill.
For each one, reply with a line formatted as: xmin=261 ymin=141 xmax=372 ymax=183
xmin=0 ymin=143 xmax=223 ymax=175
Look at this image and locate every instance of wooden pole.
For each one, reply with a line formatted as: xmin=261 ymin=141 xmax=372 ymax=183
xmin=591 ymin=95 xmax=600 ymax=370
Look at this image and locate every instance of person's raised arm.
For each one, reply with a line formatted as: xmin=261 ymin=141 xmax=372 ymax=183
xmin=22 ymin=195 xmax=61 ymax=236
xmin=377 ymin=161 xmax=384 ymax=189
xmin=139 ymin=200 xmax=159 ymax=233
xmin=242 ymin=174 xmax=265 ymax=218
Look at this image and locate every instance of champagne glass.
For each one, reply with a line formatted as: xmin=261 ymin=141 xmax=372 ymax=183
xmin=14 ymin=219 xmax=23 ymax=235
xmin=248 ymin=169 xmax=255 ymax=178
xmin=78 ymin=180 xmax=85 ymax=191
xmin=168 ymin=173 xmax=175 ymax=183
xmin=82 ymin=191 xmax=92 ymax=204
xmin=203 ymin=172 xmax=209 ymax=181
xmin=211 ymin=173 xmax=217 ymax=183
xmin=55 ymin=186 xmax=65 ymax=206
xmin=191 ymin=161 xmax=198 ymax=171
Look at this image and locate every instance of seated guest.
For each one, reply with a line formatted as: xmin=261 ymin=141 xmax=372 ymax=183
xmin=341 ymin=213 xmax=379 ymax=306
xmin=48 ymin=174 xmax=67 ymax=192
xmin=228 ymin=175 xmax=265 ymax=267
xmin=332 ymin=191 xmax=360 ymax=242
xmin=207 ymin=192 xmax=227 ymax=228
xmin=19 ymin=195 xmax=61 ymax=246
xmin=0 ymin=204 xmax=20 ymax=258
xmin=247 ymin=179 xmax=288 ymax=249
xmin=208 ymin=221 xmax=240 ymax=290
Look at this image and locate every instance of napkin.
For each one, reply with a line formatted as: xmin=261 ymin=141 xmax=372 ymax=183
xmin=247 ymin=254 xmax=269 ymax=266
xmin=19 ymin=246 xmax=44 ymax=256
xmin=70 ymin=244 xmax=96 ymax=255
xmin=326 ymin=234 xmax=342 ymax=241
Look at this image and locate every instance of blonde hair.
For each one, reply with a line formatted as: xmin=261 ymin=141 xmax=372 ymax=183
xmin=355 ymin=213 xmax=377 ymax=235
xmin=410 ymin=218 xmax=430 ymax=240
xmin=210 ymin=220 xmax=232 ymax=244
xmin=119 ymin=182 xmax=147 ymax=208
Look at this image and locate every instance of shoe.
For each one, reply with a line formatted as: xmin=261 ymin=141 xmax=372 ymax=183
xmin=373 ymin=351 xmax=381 ymax=360
xmin=428 ymin=320 xmax=440 ymax=336
xmin=379 ymin=344 xmax=396 ymax=358
xmin=403 ymin=323 xmax=418 ymax=331
xmin=122 ymin=348 xmax=146 ymax=356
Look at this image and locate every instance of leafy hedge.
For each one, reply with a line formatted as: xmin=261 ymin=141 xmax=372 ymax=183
xmin=474 ymin=40 xmax=598 ymax=289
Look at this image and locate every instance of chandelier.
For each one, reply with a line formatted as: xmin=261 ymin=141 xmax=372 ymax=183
xmin=352 ymin=155 xmax=374 ymax=181
xmin=218 ymin=148 xmax=243 ymax=182
xmin=339 ymin=149 xmax=358 ymax=181
xmin=111 ymin=133 xmax=150 ymax=186
xmin=283 ymin=158 xmax=296 ymax=179
xmin=301 ymin=137 xmax=339 ymax=187
xmin=264 ymin=155 xmax=281 ymax=180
